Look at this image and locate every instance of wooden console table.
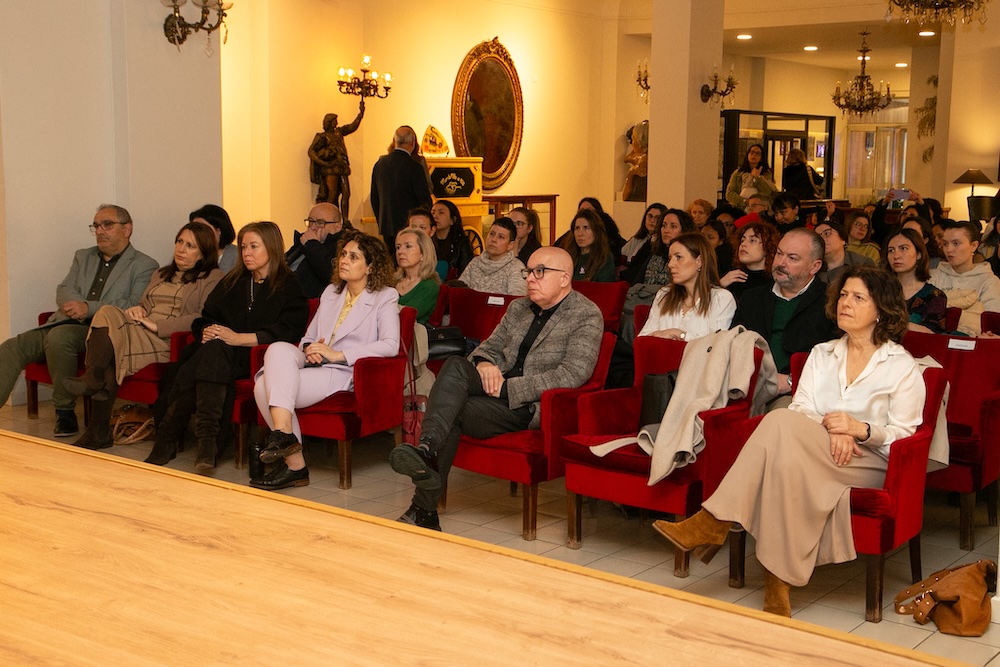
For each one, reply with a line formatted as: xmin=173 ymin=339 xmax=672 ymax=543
xmin=483 ymin=194 xmax=559 ymax=245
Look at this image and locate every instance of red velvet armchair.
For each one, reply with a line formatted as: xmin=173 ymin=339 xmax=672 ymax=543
xmin=562 ymin=335 xmax=764 ymax=577
xmin=728 ymin=352 xmax=949 ymax=623
xmin=427 ymin=287 xmax=523 ymax=375
xmin=253 ymin=306 xmax=417 ymax=489
xmin=571 ymin=280 xmax=629 ymax=333
xmin=449 ymin=332 xmax=617 ymax=540
xmin=903 ymin=331 xmax=1000 ymax=550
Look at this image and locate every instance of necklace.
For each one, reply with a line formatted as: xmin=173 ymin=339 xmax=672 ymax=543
xmin=248 ymin=276 xmax=265 ymax=311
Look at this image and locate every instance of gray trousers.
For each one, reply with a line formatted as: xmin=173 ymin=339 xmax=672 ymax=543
xmin=0 ymin=324 xmax=88 ymax=411
xmin=415 ymin=356 xmax=533 ymax=511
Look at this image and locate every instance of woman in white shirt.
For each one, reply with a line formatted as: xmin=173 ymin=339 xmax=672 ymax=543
xmin=637 ymin=233 xmax=735 ymax=341
xmin=652 ymin=266 xmax=925 ymax=618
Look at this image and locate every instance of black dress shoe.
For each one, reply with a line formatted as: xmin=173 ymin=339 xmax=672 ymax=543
xmin=249 ymin=463 xmax=309 ymax=490
xmin=259 ymin=430 xmax=302 ymax=463
xmin=398 ymin=503 xmax=442 ymax=531
xmin=53 ymin=410 xmax=79 ymax=438
xmin=388 ymin=444 xmax=441 ymax=491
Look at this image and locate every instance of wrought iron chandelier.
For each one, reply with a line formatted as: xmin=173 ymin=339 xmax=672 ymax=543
xmin=886 ymin=0 xmax=990 ymax=25
xmin=159 ymin=0 xmax=232 ymax=55
xmin=338 ymin=55 xmax=392 ymax=100
xmin=831 ymin=31 xmax=893 ymax=116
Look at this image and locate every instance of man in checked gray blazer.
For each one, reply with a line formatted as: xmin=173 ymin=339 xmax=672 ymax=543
xmin=390 ymin=246 xmax=604 ymax=530
xmin=0 ymin=204 xmax=157 ymax=437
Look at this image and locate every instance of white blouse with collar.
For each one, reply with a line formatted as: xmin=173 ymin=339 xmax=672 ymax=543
xmin=638 ymin=286 xmax=736 ymax=340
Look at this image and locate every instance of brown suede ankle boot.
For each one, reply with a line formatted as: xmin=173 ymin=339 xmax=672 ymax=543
xmin=652 ymin=509 xmax=731 ymax=564
xmin=763 ymin=569 xmax=792 ymax=617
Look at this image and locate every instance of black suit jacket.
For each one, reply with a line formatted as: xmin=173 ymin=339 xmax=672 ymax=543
xmin=370 ymin=149 xmax=432 ymax=244
xmin=731 ymin=278 xmax=838 ymax=372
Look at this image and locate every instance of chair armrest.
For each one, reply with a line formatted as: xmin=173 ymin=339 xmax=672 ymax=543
xmin=881 ymin=426 xmax=934 ymax=499
xmin=249 ymin=343 xmax=270 ymax=375
xmin=353 ymin=355 xmax=407 ymax=432
xmin=170 ymin=331 xmax=194 ymax=362
xmin=38 ymin=312 xmax=55 ymax=326
xmin=578 ymin=388 xmax=640 ymax=436
xmin=699 ymin=404 xmax=761 ymax=498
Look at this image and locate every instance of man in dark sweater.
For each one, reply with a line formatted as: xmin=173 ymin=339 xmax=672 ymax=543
xmin=732 ymin=228 xmax=839 ymax=407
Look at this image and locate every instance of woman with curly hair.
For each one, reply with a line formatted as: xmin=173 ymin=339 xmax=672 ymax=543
xmin=251 ymin=231 xmax=400 ymax=490
xmin=394 ymin=227 xmax=441 ymax=323
xmin=720 ymin=222 xmax=781 ymax=301
xmin=654 ymin=266 xmax=925 ymax=617
xmin=561 ymin=208 xmax=615 ymax=282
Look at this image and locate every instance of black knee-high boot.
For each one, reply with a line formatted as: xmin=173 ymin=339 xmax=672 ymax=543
xmin=63 ymin=327 xmax=115 ymax=399
xmin=145 ymin=389 xmax=195 ymax=465
xmin=193 ymin=381 xmax=228 ymax=471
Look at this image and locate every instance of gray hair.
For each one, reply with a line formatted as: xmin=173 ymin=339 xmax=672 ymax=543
xmin=97 ymin=204 xmax=133 ymax=226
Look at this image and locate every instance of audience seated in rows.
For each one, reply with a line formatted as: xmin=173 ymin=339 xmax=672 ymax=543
xmin=883 ymin=227 xmax=947 ymax=334
xmin=768 ymin=193 xmax=808 ymax=235
xmin=388 ymin=246 xmax=604 ymax=530
xmin=0 ymin=204 xmax=158 ymax=437
xmin=815 ymin=220 xmax=875 ymax=284
xmin=700 ymin=219 xmax=732 ymax=273
xmin=190 ymin=203 xmax=238 ymax=273
xmin=394 ymin=227 xmax=441 ymax=324
xmin=901 ymin=216 xmax=944 ymax=269
xmin=577 ymin=197 xmax=625 ymax=260
xmin=146 ymin=221 xmax=309 ymax=470
xmin=930 ymin=220 xmax=1000 ymax=335
xmin=407 ymin=207 xmax=448 ymax=281
xmin=252 ymin=231 xmax=400 ymax=490
xmin=285 ymin=202 xmax=346 ymax=298
xmin=454 ymin=217 xmax=527 ymax=296
xmin=430 ymin=200 xmax=473 ymax=280
xmin=654 ymin=266 xmax=926 ymax=617
xmin=66 ymin=222 xmax=223 ymax=450
xmin=845 ymin=211 xmax=880 ymax=263
xmin=621 ymin=203 xmax=666 ymax=265
xmin=687 ymin=199 xmax=714 ymax=230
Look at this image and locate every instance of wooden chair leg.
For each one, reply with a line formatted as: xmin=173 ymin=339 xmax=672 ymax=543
xmin=729 ymin=529 xmax=746 ymax=589
xmin=674 ymin=546 xmax=690 ymax=578
xmin=988 ymin=481 xmax=999 ymax=527
xmin=865 ymin=553 xmax=885 ymax=623
xmin=26 ymin=379 xmax=38 ymax=419
xmin=510 ymin=481 xmax=518 ymax=497
xmin=234 ymin=423 xmax=249 ymax=469
xmin=960 ymin=491 xmax=976 ymax=550
xmin=521 ymin=483 xmax=537 ymax=541
xmin=567 ymin=492 xmax=582 ymax=549
xmin=337 ymin=439 xmax=352 ymax=490
xmin=908 ymin=535 xmax=922 ymax=584
xmin=392 ymin=425 xmax=403 ymax=446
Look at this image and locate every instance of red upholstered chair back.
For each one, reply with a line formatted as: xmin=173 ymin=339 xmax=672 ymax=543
xmin=634 ymin=304 xmax=651 ymax=335
xmin=946 ymin=306 xmax=962 ymax=332
xmin=427 ymin=284 xmax=449 ymax=327
xmin=572 ymin=280 xmax=629 ymax=332
xmin=447 ymin=287 xmax=522 ymax=342
xmin=983 ymin=311 xmax=1000 ymax=336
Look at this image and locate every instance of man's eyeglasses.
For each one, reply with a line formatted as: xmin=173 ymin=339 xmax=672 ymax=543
xmin=521 ymin=265 xmax=568 ymax=280
xmin=89 ymin=221 xmax=124 ymax=233
xmin=304 ymin=217 xmax=342 ymax=228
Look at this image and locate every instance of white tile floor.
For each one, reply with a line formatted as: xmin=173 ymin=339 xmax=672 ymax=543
xmin=6 ymin=400 xmax=1000 ymax=666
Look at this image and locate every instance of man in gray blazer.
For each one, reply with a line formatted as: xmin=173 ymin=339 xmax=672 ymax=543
xmin=0 ymin=204 xmax=157 ymax=436
xmin=390 ymin=246 xmax=605 ymax=530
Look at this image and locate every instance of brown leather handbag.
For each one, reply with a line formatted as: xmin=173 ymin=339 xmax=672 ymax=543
xmin=894 ymin=559 xmax=997 ymax=636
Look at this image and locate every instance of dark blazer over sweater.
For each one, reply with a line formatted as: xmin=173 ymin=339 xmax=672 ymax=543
xmin=731 ymin=278 xmax=838 ymax=373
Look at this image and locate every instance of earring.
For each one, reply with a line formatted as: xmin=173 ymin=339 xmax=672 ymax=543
xmin=876 ymin=317 xmax=880 ymax=323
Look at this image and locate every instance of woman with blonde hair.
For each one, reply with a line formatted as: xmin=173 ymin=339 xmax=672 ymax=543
xmin=687 ymin=199 xmax=715 ymax=230
xmin=638 ymin=233 xmax=735 ymax=340
xmin=395 ymin=226 xmax=440 ymax=323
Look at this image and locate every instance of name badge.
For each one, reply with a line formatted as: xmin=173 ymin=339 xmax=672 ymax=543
xmin=947 ymin=339 xmax=976 ymax=351
xmin=487 ymin=296 xmax=505 ymax=306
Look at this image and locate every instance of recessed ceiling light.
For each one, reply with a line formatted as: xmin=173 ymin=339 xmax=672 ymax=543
xmin=895 ymin=62 xmax=908 ymax=68
xmin=919 ymin=30 xmax=935 ymax=37
xmin=803 ymin=46 xmax=818 ymax=51
xmin=736 ymin=34 xmax=752 ymax=40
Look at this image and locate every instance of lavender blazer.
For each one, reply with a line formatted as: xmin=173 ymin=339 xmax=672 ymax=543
xmin=297 ymin=283 xmax=400 ymax=394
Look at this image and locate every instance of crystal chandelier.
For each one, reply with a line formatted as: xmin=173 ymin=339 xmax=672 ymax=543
xmin=886 ymin=0 xmax=990 ymax=25
xmin=159 ymin=0 xmax=232 ymax=56
xmin=831 ymin=31 xmax=893 ymax=116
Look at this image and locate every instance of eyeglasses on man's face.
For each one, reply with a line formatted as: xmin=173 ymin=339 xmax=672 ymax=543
xmin=304 ymin=217 xmax=342 ymax=228
xmin=89 ymin=221 xmax=124 ymax=233
xmin=520 ymin=265 xmax=568 ymax=280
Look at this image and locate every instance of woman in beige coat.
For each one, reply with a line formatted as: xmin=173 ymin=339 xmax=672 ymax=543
xmin=65 ymin=222 xmax=223 ymax=450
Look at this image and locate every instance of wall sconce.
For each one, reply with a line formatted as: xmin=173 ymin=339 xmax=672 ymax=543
xmin=701 ymin=65 xmax=738 ymax=107
xmin=160 ymin=0 xmax=231 ymax=55
xmin=636 ymin=60 xmax=650 ymax=104
xmin=953 ymin=168 xmax=993 ymax=196
xmin=338 ymin=55 xmax=392 ymax=100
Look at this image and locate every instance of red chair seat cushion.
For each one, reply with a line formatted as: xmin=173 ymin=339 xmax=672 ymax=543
xmin=297 ymin=391 xmax=359 ymax=415
xmin=850 ymin=488 xmax=895 ymax=518
xmin=562 ymin=434 xmax=701 ymax=484
xmin=462 ymin=430 xmax=544 ymax=456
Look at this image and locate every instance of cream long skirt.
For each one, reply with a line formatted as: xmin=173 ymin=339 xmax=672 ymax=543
xmin=90 ymin=306 xmax=170 ymax=384
xmin=702 ymin=408 xmax=888 ymax=587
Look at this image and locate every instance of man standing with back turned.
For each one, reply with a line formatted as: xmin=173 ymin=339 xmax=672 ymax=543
xmin=370 ymin=126 xmax=432 ymax=253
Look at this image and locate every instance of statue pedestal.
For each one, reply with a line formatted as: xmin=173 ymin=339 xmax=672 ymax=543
xmin=427 ymin=157 xmax=489 ymax=229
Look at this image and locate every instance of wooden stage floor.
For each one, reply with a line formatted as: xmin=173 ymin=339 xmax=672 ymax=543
xmin=0 ymin=431 xmax=965 ymax=666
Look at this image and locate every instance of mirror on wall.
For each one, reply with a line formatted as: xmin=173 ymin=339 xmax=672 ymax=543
xmin=451 ymin=37 xmax=523 ymax=190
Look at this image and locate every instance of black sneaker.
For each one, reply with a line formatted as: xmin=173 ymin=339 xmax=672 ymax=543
xmin=398 ymin=503 xmax=441 ymax=531
xmin=53 ymin=410 xmax=79 ymax=438
xmin=389 ymin=444 xmax=441 ymax=490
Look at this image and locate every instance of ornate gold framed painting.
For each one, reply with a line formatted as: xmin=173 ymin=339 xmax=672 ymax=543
xmin=451 ymin=37 xmax=523 ymax=190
